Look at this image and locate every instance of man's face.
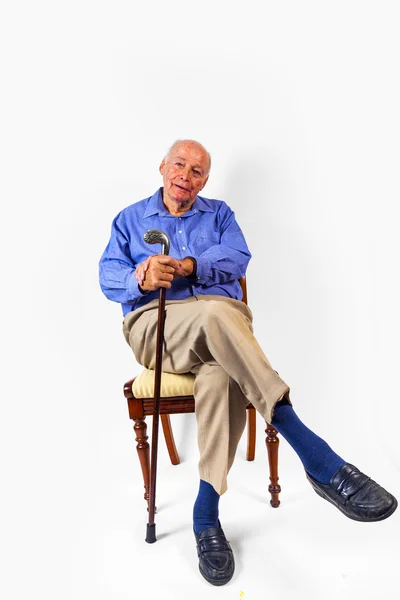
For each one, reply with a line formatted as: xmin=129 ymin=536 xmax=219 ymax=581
xmin=159 ymin=141 xmax=210 ymax=206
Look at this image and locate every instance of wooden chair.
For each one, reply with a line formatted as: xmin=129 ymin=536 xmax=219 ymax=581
xmin=123 ymin=277 xmax=281 ymax=510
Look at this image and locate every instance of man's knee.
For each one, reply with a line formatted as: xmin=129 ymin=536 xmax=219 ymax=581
xmin=199 ymin=299 xmax=236 ymax=321
xmin=198 ymin=299 xmax=252 ymax=334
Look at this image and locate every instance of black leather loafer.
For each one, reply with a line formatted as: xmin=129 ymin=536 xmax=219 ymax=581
xmin=306 ymin=462 xmax=398 ymax=522
xmin=194 ymin=523 xmax=235 ymax=586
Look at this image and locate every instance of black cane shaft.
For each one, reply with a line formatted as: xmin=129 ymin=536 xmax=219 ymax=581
xmin=146 ymin=286 xmax=167 ymax=538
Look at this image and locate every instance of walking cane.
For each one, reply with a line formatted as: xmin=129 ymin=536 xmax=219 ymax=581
xmin=143 ymin=228 xmax=170 ymax=543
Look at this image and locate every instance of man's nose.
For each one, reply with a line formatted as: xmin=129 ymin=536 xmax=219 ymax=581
xmin=179 ymin=166 xmax=191 ymax=181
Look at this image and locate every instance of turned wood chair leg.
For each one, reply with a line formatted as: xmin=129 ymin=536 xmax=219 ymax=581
xmin=265 ymin=422 xmax=281 ymax=507
xmin=246 ymin=406 xmax=256 ymax=461
xmin=134 ymin=417 xmax=150 ymax=508
xmin=161 ymin=414 xmax=180 ymax=465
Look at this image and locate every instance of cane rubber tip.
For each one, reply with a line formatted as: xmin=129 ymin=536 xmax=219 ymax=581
xmin=146 ymin=523 xmax=157 ymax=543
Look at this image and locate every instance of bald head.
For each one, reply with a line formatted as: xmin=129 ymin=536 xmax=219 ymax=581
xmin=165 ymin=139 xmax=211 ymax=176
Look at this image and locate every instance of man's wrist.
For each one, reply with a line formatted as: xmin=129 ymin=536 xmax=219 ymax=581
xmin=138 ymin=283 xmax=149 ymax=294
xmin=184 ymin=256 xmax=197 ymax=279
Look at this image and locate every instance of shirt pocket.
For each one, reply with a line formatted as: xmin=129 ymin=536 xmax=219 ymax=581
xmin=191 ymin=227 xmax=220 ymax=254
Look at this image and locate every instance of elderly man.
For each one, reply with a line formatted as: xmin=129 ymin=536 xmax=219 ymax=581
xmin=99 ymin=140 xmax=397 ymax=586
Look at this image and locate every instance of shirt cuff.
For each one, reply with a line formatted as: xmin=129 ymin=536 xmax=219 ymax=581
xmin=195 ymin=256 xmax=212 ymax=284
xmin=184 ymin=256 xmax=197 ymax=279
xmin=127 ymin=272 xmax=150 ymax=298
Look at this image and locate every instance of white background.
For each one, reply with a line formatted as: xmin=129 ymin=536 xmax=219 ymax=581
xmin=1 ymin=1 xmax=399 ymax=599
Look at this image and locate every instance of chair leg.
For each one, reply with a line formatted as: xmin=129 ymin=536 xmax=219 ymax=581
xmin=246 ymin=406 xmax=256 ymax=461
xmin=265 ymin=423 xmax=281 ymax=507
xmin=133 ymin=417 xmax=150 ymax=508
xmin=161 ymin=414 xmax=180 ymax=465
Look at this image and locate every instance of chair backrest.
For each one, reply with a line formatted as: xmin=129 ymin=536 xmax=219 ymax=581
xmin=239 ymin=276 xmax=247 ymax=305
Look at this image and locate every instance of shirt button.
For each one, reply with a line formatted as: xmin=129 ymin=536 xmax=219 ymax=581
xmin=178 ymin=230 xmax=182 ymax=233
xmin=182 ymin=246 xmax=186 ymax=250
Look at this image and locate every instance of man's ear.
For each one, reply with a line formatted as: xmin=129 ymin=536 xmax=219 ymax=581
xmin=159 ymin=159 xmax=165 ymax=175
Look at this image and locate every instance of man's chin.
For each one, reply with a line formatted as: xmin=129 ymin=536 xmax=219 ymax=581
xmin=171 ymin=191 xmax=195 ymax=204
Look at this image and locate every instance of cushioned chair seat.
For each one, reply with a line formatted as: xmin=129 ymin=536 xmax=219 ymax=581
xmin=133 ymin=369 xmax=195 ymax=398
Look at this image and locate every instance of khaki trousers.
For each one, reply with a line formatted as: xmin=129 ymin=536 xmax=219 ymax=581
xmin=123 ymin=295 xmax=290 ymax=495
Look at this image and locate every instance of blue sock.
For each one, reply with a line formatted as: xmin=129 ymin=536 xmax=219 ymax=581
xmin=193 ymin=480 xmax=220 ymax=534
xmin=271 ymin=399 xmax=346 ymax=484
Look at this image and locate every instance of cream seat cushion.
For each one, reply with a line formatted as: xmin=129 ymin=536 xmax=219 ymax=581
xmin=132 ymin=369 xmax=195 ymax=398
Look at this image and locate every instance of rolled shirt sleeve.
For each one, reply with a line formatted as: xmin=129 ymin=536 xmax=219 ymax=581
xmin=195 ymin=207 xmax=251 ymax=285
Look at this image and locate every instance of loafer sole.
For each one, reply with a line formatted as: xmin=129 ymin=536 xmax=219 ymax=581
xmin=198 ymin=562 xmax=234 ymax=586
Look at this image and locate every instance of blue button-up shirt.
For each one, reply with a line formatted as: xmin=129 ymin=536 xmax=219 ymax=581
xmin=99 ymin=188 xmax=252 ymax=316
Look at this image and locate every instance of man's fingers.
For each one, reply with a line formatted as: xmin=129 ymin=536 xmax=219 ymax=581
xmin=159 ymin=265 xmax=176 ymax=275
xmin=135 ymin=256 xmax=155 ymax=284
xmin=139 ymin=258 xmax=151 ymax=283
xmin=152 ymin=273 xmax=173 ymax=289
xmin=158 ymin=280 xmax=172 ymax=289
xmin=135 ymin=264 xmax=147 ymax=284
xmin=143 ymin=257 xmax=151 ymax=272
xmin=135 ymin=266 xmax=144 ymax=283
xmin=155 ymin=255 xmax=180 ymax=269
xmin=157 ymin=272 xmax=174 ymax=283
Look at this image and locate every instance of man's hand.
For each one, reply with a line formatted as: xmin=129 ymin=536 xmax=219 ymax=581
xmin=135 ymin=255 xmax=178 ymax=291
xmin=135 ymin=255 xmax=195 ymax=291
xmin=172 ymin=257 xmax=195 ymax=279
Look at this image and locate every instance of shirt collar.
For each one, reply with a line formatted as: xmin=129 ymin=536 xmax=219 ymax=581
xmin=142 ymin=188 xmax=215 ymax=218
